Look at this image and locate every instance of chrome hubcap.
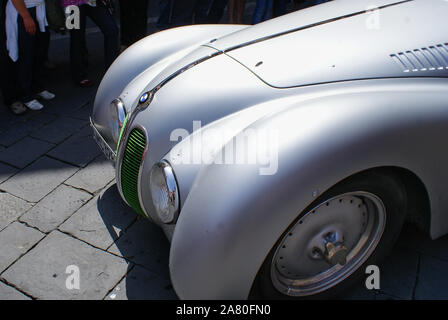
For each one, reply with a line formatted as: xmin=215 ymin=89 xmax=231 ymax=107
xmin=271 ymin=191 xmax=386 ymax=297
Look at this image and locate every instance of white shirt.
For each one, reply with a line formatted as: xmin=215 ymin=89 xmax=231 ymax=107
xmin=5 ymin=0 xmax=48 ymax=62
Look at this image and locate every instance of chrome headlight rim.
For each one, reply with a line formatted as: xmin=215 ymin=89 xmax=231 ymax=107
xmin=110 ymin=98 xmax=127 ymax=143
xmin=150 ymin=160 xmax=180 ymax=224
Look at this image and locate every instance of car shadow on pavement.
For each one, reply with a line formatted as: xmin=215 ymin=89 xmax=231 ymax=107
xmin=97 ymin=184 xmax=178 ymax=300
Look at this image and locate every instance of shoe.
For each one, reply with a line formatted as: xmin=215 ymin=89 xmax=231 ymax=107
xmin=37 ymin=90 xmax=56 ymax=100
xmin=9 ymin=101 xmax=27 ymax=115
xmin=78 ymin=79 xmax=94 ymax=88
xmin=24 ymin=99 xmax=44 ymax=110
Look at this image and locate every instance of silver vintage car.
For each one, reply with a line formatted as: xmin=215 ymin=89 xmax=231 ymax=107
xmin=91 ymin=0 xmax=448 ymax=299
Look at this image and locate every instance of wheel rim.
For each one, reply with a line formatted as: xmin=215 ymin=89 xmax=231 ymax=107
xmin=270 ymin=191 xmax=386 ymax=297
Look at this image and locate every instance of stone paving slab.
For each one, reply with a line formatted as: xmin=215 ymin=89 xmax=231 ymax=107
xmin=47 ymin=126 xmax=101 ymax=168
xmin=20 ymin=184 xmax=92 ymax=233
xmin=0 ymin=112 xmax=57 ymax=147
xmin=30 ymin=116 xmax=87 ymax=145
xmin=65 ymin=155 xmax=115 ymax=194
xmin=1 ymin=230 xmax=129 ymax=300
xmin=415 ymin=255 xmax=448 ymax=300
xmin=397 ymin=224 xmax=448 ymax=262
xmin=0 ymin=137 xmax=55 ymax=169
xmin=59 ymin=184 xmax=136 ymax=250
xmin=68 ymin=102 xmax=94 ymax=122
xmin=0 ymin=162 xmax=18 ymax=184
xmin=0 ymin=281 xmax=31 ymax=300
xmin=105 ymin=265 xmax=177 ymax=300
xmin=108 ymin=218 xmax=170 ymax=278
xmin=377 ymin=247 xmax=419 ymax=300
xmin=0 ymin=192 xmax=33 ymax=231
xmin=0 ymin=156 xmax=78 ymax=203
xmin=0 ymin=221 xmax=45 ymax=273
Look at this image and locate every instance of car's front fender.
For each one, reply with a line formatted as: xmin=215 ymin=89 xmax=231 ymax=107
xmin=169 ymin=79 xmax=448 ymax=299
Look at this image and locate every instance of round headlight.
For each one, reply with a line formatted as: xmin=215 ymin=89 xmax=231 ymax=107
xmin=150 ymin=161 xmax=179 ymax=224
xmin=109 ymin=99 xmax=126 ymax=143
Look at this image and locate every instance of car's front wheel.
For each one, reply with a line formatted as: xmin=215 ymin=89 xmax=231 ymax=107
xmin=252 ymin=171 xmax=407 ymax=299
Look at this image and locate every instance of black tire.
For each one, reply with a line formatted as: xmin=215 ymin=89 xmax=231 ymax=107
xmin=250 ymin=170 xmax=407 ymax=299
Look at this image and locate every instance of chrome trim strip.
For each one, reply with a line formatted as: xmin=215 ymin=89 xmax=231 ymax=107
xmin=220 ymin=0 xmax=413 ymax=54
xmin=136 ymin=125 xmax=151 ymax=219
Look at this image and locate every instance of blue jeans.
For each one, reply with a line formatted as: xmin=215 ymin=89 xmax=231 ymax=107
xmin=69 ymin=4 xmax=119 ymax=82
xmin=252 ymin=0 xmax=273 ymax=24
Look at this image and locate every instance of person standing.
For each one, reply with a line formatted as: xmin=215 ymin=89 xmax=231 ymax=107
xmin=119 ymin=0 xmax=149 ymax=49
xmin=5 ymin=0 xmax=55 ymax=111
xmin=61 ymin=0 xmax=119 ymax=87
xmin=0 ymin=0 xmax=26 ymax=114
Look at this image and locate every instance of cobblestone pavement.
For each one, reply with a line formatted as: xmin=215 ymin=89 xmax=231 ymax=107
xmin=1 ymin=16 xmax=448 ymax=301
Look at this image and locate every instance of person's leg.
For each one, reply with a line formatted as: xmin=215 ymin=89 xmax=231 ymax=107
xmin=42 ymin=28 xmax=49 ymax=61
xmin=0 ymin=4 xmax=21 ymax=107
xmin=17 ymin=7 xmax=37 ymax=103
xmin=69 ymin=5 xmax=88 ymax=83
xmin=236 ymin=0 xmax=245 ymax=24
xmin=86 ymin=5 xmax=119 ymax=69
xmin=31 ymin=26 xmax=47 ymax=96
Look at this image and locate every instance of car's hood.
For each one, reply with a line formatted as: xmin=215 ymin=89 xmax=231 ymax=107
xmin=122 ymin=0 xmax=413 ymax=107
xmin=207 ymin=0 xmax=447 ymax=88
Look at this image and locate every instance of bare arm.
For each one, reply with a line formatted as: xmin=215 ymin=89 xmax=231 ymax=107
xmin=10 ymin=0 xmax=36 ymax=34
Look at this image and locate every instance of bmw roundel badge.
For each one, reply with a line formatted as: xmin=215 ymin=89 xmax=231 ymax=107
xmin=139 ymin=92 xmax=149 ymax=104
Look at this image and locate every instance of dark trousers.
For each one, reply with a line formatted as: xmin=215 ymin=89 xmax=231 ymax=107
xmin=119 ymin=0 xmax=148 ymax=47
xmin=0 ymin=2 xmax=20 ymax=105
xmin=207 ymin=0 xmax=228 ymax=23
xmin=69 ymin=4 xmax=119 ymax=82
xmin=17 ymin=7 xmax=46 ymax=102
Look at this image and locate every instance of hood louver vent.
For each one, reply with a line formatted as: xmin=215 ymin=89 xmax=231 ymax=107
xmin=391 ymin=44 xmax=448 ymax=73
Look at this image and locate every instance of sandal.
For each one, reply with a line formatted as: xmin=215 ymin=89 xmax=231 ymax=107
xmin=9 ymin=101 xmax=27 ymax=115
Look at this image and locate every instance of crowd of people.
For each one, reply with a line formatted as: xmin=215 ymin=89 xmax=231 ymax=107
xmin=0 ymin=0 xmax=330 ymax=115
